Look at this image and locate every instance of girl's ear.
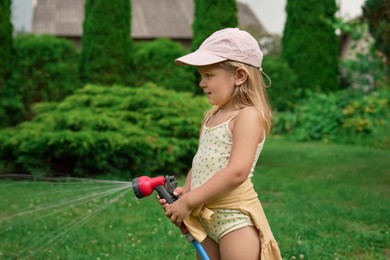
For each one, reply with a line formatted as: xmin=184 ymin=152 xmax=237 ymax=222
xmin=234 ymin=68 xmax=248 ymax=86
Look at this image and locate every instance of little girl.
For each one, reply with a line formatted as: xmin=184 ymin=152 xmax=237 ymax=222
xmin=160 ymin=28 xmax=282 ymax=260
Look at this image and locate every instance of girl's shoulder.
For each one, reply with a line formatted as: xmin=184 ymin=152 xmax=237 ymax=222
xmin=229 ymin=107 xmax=262 ymax=133
xmin=235 ymin=107 xmax=261 ymax=120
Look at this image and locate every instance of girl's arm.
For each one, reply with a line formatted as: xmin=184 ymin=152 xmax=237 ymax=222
xmin=180 ymin=169 xmax=192 ymax=194
xmin=165 ymin=108 xmax=264 ymax=225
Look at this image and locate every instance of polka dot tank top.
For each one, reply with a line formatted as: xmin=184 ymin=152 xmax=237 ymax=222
xmin=191 ymin=109 xmax=265 ymax=190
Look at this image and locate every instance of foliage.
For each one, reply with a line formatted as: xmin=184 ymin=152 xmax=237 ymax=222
xmin=79 ymin=0 xmax=132 ymax=86
xmin=341 ymin=43 xmax=387 ymax=91
xmin=0 ymin=0 xmax=12 ymax=88
xmin=0 ymin=88 xmax=25 ymax=129
xmin=5 ymin=34 xmax=81 ymax=121
xmin=0 ymin=84 xmax=209 ymax=178
xmin=282 ymin=0 xmax=339 ymax=93
xmin=262 ymin=55 xmax=299 ymax=111
xmin=0 ymin=0 xmax=19 ymax=129
xmin=334 ymin=17 xmax=388 ymax=91
xmin=363 ymin=0 xmax=390 ymax=72
xmin=1 ymin=138 xmax=389 ymax=259
xmin=132 ymin=39 xmax=195 ymax=92
xmin=272 ymin=88 xmax=390 ymax=149
xmin=192 ymin=0 xmax=238 ymax=50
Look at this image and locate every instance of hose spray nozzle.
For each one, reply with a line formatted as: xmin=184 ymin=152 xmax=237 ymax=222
xmin=131 ymin=175 xmax=210 ymax=259
xmin=131 ymin=175 xmax=177 ymax=200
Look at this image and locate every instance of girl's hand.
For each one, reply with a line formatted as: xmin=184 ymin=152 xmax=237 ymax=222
xmin=164 ymin=193 xmax=192 ymax=226
xmin=157 ymin=187 xmax=186 ymax=213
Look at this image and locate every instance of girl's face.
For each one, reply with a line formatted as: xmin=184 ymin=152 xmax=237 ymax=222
xmin=198 ymin=64 xmax=236 ymax=108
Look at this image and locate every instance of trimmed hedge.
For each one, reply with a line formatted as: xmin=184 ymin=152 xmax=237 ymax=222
xmin=0 ymin=84 xmax=210 ymax=178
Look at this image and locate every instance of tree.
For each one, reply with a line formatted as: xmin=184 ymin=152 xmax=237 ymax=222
xmin=363 ymin=0 xmax=390 ymax=73
xmin=0 ymin=0 xmax=23 ymax=129
xmin=0 ymin=0 xmax=13 ymax=88
xmin=79 ymin=0 xmax=132 ymax=86
xmin=192 ymin=0 xmax=238 ymax=51
xmin=282 ymin=0 xmax=339 ymax=93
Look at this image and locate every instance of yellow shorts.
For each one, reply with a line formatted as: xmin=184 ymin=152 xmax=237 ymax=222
xmin=199 ymin=208 xmax=255 ymax=243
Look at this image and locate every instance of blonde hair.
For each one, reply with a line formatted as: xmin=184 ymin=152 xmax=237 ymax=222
xmin=204 ymin=61 xmax=273 ymax=134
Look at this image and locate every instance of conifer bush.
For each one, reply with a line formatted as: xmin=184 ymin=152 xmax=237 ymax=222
xmin=80 ymin=0 xmax=132 ymax=86
xmin=133 ymin=39 xmax=195 ymax=92
xmin=282 ymin=0 xmax=339 ymax=93
xmin=0 ymin=84 xmax=209 ymax=178
xmin=0 ymin=0 xmax=12 ymax=88
xmin=0 ymin=0 xmax=20 ymax=129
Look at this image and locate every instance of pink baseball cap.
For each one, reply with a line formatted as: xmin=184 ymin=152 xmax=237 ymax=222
xmin=175 ymin=28 xmax=263 ymax=68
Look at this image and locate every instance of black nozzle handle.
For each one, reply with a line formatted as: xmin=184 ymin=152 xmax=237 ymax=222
xmin=155 ymin=185 xmax=177 ymax=204
xmin=155 ymin=181 xmax=210 ymax=259
xmin=155 ymin=185 xmax=190 ymax=237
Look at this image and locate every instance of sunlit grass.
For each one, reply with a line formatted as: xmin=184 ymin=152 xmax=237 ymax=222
xmin=259 ymin=137 xmax=390 ymax=259
xmin=0 ymin=137 xmax=389 ymax=259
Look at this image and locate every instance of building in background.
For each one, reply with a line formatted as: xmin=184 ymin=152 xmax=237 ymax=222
xmin=32 ymin=0 xmax=268 ymax=49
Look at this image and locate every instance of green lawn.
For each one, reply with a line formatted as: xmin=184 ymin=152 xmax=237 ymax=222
xmin=0 ymin=138 xmax=389 ymax=259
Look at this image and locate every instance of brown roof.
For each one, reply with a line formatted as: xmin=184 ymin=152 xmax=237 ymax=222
xmin=32 ymin=0 xmax=267 ymax=39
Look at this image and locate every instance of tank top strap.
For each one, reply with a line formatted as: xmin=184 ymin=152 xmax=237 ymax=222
xmin=202 ymin=113 xmax=213 ymax=129
xmin=226 ymin=107 xmax=252 ymax=123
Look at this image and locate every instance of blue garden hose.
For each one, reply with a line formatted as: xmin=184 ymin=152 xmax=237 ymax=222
xmin=192 ymin=240 xmax=210 ymax=260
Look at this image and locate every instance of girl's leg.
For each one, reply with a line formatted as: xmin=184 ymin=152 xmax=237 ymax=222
xmin=219 ymin=226 xmax=261 ymax=260
xmin=197 ymin=236 xmax=220 ymax=260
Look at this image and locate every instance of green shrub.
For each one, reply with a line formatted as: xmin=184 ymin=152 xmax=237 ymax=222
xmin=0 ymin=0 xmax=21 ymax=129
xmin=133 ymin=39 xmax=195 ymax=92
xmin=0 ymin=84 xmax=209 ymax=178
xmin=0 ymin=0 xmax=13 ymax=88
xmin=282 ymin=0 xmax=339 ymax=92
xmin=363 ymin=0 xmax=390 ymax=74
xmin=7 ymin=34 xmax=81 ymax=117
xmin=272 ymin=88 xmax=390 ymax=149
xmin=80 ymin=0 xmax=132 ymax=86
xmin=0 ymin=89 xmax=25 ymax=128
xmin=262 ymin=55 xmax=299 ymax=111
xmin=335 ymin=18 xmax=388 ymax=90
xmin=339 ymin=90 xmax=390 ymax=147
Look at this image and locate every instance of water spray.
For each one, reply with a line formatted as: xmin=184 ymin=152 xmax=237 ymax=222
xmin=132 ymin=175 xmax=210 ymax=260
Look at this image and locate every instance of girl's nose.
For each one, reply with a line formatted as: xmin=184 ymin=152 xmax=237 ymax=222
xmin=199 ymin=79 xmax=206 ymax=88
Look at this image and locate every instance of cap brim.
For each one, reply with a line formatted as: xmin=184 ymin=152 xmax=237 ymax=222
xmin=175 ymin=51 xmax=227 ymax=66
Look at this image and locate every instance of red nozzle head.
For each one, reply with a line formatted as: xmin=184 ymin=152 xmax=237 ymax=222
xmin=132 ymin=176 xmax=166 ymax=199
